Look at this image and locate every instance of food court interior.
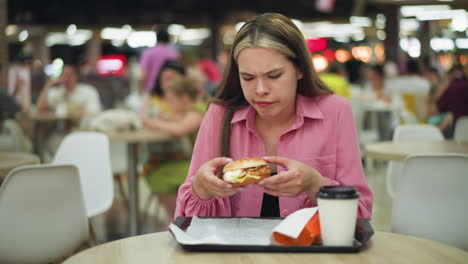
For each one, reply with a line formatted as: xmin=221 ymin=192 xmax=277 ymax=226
xmin=1 ymin=0 xmax=468 ymax=261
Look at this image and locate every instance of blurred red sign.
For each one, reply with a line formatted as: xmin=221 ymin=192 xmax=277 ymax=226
xmin=96 ymin=54 xmax=126 ymax=76
xmin=306 ymin=38 xmax=328 ymax=53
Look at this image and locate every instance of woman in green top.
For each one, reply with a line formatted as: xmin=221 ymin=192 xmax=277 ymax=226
xmin=142 ymin=77 xmax=206 ymax=226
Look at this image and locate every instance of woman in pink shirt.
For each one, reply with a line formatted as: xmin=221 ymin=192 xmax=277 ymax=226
xmin=175 ymin=13 xmax=373 ymax=219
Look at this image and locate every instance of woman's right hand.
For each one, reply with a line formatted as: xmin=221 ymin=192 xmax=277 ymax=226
xmin=192 ymin=157 xmax=243 ymax=200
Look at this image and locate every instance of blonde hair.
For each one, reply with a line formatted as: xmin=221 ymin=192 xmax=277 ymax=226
xmin=213 ymin=13 xmax=332 ymax=157
xmin=166 ymin=77 xmax=199 ymax=101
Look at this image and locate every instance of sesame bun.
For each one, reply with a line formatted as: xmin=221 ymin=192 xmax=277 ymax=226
xmin=223 ymin=157 xmax=268 ymax=173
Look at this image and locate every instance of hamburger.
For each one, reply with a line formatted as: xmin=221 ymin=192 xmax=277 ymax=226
xmin=222 ymin=157 xmax=272 ymax=187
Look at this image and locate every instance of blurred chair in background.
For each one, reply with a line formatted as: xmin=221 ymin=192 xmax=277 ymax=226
xmin=0 ymin=119 xmax=32 ymax=152
xmin=386 ymin=124 xmax=444 ymax=198
xmin=0 ymin=164 xmax=89 ymax=263
xmin=391 ymin=154 xmax=468 ymax=250
xmin=453 ymin=116 xmax=468 ymax=141
xmin=53 ymin=132 xmax=113 ymax=241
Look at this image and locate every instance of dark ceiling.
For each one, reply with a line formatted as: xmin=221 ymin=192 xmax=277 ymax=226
xmin=9 ymin=0 xmax=375 ymax=27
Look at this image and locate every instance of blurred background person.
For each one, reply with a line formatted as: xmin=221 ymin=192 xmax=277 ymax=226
xmin=37 ymin=64 xmax=102 ymax=116
xmin=320 ymin=62 xmax=351 ymax=99
xmin=142 ymin=76 xmax=207 ymax=227
xmin=139 ymin=27 xmax=180 ymax=94
xmin=139 ymin=60 xmax=186 ymax=120
xmin=365 ymin=64 xmax=388 ymax=102
xmin=8 ymin=53 xmax=32 ymax=114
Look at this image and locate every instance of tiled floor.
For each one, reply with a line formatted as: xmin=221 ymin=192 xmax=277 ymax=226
xmin=92 ymin=162 xmax=393 ymax=242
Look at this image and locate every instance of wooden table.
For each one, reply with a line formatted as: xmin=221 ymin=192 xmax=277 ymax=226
xmin=365 ymin=140 xmax=468 ymax=161
xmin=0 ymin=152 xmax=40 ymax=178
xmin=63 ymin=231 xmax=468 ymax=264
xmin=104 ymin=129 xmax=172 ymax=236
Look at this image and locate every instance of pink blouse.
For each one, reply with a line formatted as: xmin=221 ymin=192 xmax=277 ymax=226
xmin=175 ymin=94 xmax=373 ymax=219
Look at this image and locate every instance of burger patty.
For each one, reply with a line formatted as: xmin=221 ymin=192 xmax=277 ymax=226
xmin=246 ymin=166 xmax=272 ymax=176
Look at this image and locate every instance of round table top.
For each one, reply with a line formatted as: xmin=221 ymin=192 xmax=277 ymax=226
xmin=0 ymin=152 xmax=40 ymax=178
xmin=104 ymin=129 xmax=172 ymax=143
xmin=365 ymin=140 xmax=468 ymax=161
xmin=63 ymin=231 xmax=468 ymax=264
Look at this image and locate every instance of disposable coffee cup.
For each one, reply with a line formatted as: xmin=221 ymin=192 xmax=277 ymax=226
xmin=317 ymin=185 xmax=359 ymax=246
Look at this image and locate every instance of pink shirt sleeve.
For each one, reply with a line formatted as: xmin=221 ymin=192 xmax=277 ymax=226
xmin=174 ymin=104 xmax=232 ymax=217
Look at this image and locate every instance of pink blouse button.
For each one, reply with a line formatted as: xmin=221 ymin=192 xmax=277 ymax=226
xmin=281 ymin=209 xmax=289 ymax=216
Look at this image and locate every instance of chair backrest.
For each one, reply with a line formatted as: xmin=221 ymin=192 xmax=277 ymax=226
xmin=386 ymin=124 xmax=444 ymax=198
xmin=454 ymin=116 xmax=468 ymax=141
xmin=393 ymin=124 xmax=444 ymax=141
xmin=0 ymin=164 xmax=89 ymax=263
xmin=0 ymin=119 xmax=32 ymax=152
xmin=391 ymin=154 xmax=468 ymax=250
xmin=53 ymin=131 xmax=113 ymax=217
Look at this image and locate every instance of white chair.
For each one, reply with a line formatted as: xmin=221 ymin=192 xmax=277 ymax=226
xmin=454 ymin=116 xmax=468 ymax=141
xmin=386 ymin=124 xmax=444 ymax=198
xmin=53 ymin=132 xmax=113 ymax=218
xmin=391 ymin=154 xmax=468 ymax=250
xmin=0 ymin=164 xmax=89 ymax=263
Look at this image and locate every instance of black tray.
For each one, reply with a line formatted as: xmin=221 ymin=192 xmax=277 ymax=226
xmin=170 ymin=216 xmax=374 ymax=253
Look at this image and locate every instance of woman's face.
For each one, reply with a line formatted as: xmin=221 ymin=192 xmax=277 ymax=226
xmin=160 ymin=69 xmax=184 ymax=94
xmin=237 ymin=47 xmax=302 ymax=122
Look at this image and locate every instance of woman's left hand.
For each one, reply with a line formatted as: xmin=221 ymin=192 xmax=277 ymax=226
xmin=259 ymin=156 xmax=329 ymax=200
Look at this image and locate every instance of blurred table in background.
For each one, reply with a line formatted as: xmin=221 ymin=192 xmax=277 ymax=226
xmin=0 ymin=152 xmax=40 ymax=179
xmin=63 ymin=231 xmax=468 ymax=264
xmin=105 ymin=129 xmax=172 ymax=236
xmin=366 ymin=140 xmax=468 ymax=161
xmin=30 ymin=112 xmax=81 ymax=162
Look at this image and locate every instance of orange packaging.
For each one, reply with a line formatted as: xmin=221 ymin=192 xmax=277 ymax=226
xmin=272 ymin=213 xmax=321 ymax=246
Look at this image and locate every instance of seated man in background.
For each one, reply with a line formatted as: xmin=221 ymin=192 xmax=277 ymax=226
xmin=37 ymin=64 xmax=102 ymax=116
xmin=36 ymin=64 xmax=102 ymax=160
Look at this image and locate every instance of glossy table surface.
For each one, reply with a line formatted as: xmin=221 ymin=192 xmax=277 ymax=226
xmin=64 ymin=231 xmax=468 ymax=264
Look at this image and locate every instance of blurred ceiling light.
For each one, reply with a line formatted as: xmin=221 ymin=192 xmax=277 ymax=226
xmin=335 ymin=49 xmax=351 ymax=63
xmin=179 ymin=28 xmax=210 ymax=44
xmin=401 ymin=5 xmax=450 ymax=17
xmin=376 ymin=13 xmax=386 ymax=30
xmin=400 ymin=19 xmax=420 ymax=31
xmin=6 ymin=25 xmax=18 ymax=36
xmin=292 ymin=19 xmax=304 ymax=30
xmin=351 ymin=46 xmax=372 ymax=63
xmin=111 ymin=39 xmax=125 ymax=47
xmin=334 ymin=36 xmax=350 ymax=43
xmin=455 ymin=38 xmax=468 ymax=49
xmin=122 ymin=25 xmax=132 ymax=32
xmin=67 ymin=24 xmax=77 ymax=35
xmin=168 ymin=24 xmax=186 ymax=35
xmin=451 ymin=11 xmax=468 ymax=32
xmin=127 ymin=31 xmax=157 ymax=48
xmin=69 ymin=30 xmax=93 ymax=46
xmin=19 ymin=30 xmax=29 ymax=42
xmin=377 ymin=30 xmax=386 ymax=41
xmin=46 ymin=30 xmax=92 ymax=46
xmin=400 ymin=37 xmax=421 ymax=58
xmin=437 ymin=0 xmax=454 ymax=2
xmin=235 ymin=22 xmax=245 ymax=32
xmin=374 ymin=43 xmax=385 ymax=63
xmin=416 ymin=9 xmax=465 ymax=21
xmin=312 ymin=54 xmax=328 ymax=73
xmin=302 ymin=23 xmax=363 ymax=38
xmin=350 ymin=16 xmax=372 ymax=27
xmin=430 ymin=37 xmax=454 ymax=51
xmin=352 ymin=32 xmax=365 ymax=42
xmin=101 ymin=27 xmax=132 ymax=40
